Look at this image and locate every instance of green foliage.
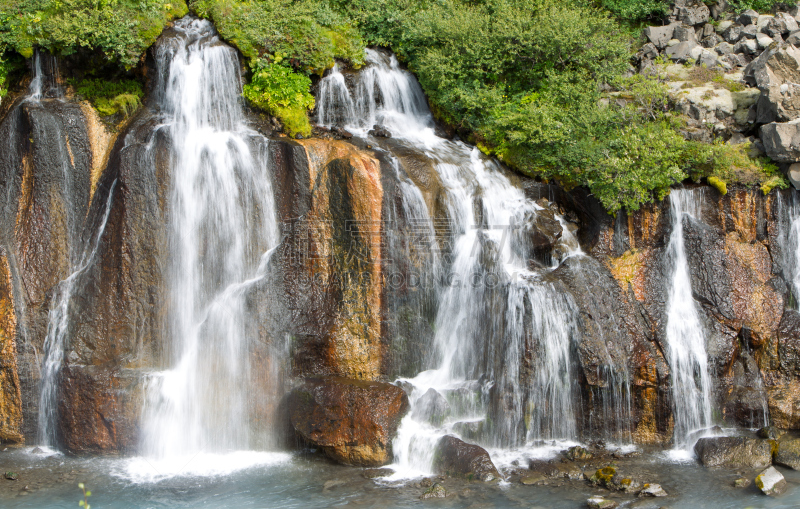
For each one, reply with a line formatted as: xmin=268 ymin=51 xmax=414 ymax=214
xmin=0 ymin=54 xmax=8 ymax=100
xmin=78 ymin=482 xmax=91 ymax=509
xmin=0 ymin=0 xmax=188 ymax=68
xmin=600 ymin=0 xmax=669 ymax=22
xmin=727 ymin=0 xmax=784 ymax=13
xmin=242 ymin=60 xmax=315 ymax=136
xmin=71 ymin=77 xmax=143 ymax=117
xmin=707 ymin=175 xmax=727 ymax=195
xmin=190 ymin=0 xmax=364 ymax=72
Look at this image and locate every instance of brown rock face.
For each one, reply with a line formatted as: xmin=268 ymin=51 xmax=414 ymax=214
xmin=432 ymin=435 xmax=501 ymax=481
xmin=287 ymin=376 xmax=409 ymax=466
xmin=0 ymin=254 xmax=23 ymax=444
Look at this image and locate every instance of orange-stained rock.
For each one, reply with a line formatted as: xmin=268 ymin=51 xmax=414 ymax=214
xmin=287 ymin=376 xmax=409 ymax=466
xmin=0 ymin=253 xmax=23 ymax=444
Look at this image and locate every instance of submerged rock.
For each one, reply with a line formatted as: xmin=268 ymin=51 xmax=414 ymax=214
xmin=587 ymin=495 xmax=618 ymax=509
xmin=694 ymin=436 xmax=773 ymax=468
xmin=420 ymin=483 xmax=447 ymax=499
xmin=432 ymin=435 xmax=500 ymax=481
xmin=287 ymin=377 xmax=409 ymax=466
xmin=758 ymin=426 xmax=786 ymax=440
xmin=638 ymin=483 xmax=668 ymax=497
xmin=734 ymin=476 xmax=752 ymax=488
xmin=755 ymin=466 xmax=787 ymax=495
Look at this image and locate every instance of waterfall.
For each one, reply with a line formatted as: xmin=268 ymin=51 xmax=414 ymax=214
xmin=317 ymin=49 xmax=585 ymax=476
xmin=38 ymin=181 xmax=118 ymax=445
xmin=137 ymin=18 xmax=280 ymax=465
xmin=779 ymin=191 xmax=800 ymax=309
xmin=665 ymin=189 xmax=712 ymax=448
xmin=27 ymin=51 xmax=61 ymax=102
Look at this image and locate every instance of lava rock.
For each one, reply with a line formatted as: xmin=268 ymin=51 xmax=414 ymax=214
xmin=412 ymin=388 xmax=451 ymax=426
xmin=761 ymin=122 xmax=800 ymax=162
xmin=738 ymin=9 xmax=759 ymax=26
xmin=288 ymin=376 xmax=410 ymax=466
xmin=694 ymin=436 xmax=773 ymax=468
xmin=644 ymin=24 xmax=678 ymax=49
xmin=420 ymin=483 xmax=447 ymax=499
xmin=432 ymin=435 xmax=501 ymax=481
xmin=755 ymin=466 xmax=787 ymax=496
xmin=676 ymin=2 xmax=710 ymax=26
xmin=675 ymin=25 xmax=698 ymax=44
xmin=723 ymin=24 xmax=743 ymax=43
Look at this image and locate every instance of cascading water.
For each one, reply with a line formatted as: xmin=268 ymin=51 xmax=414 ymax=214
xmin=135 ymin=18 xmax=282 ymax=472
xmin=317 ymin=49 xmax=586 ymax=476
xmin=664 ymin=189 xmax=712 ymax=449
xmin=779 ymin=191 xmax=800 ymax=309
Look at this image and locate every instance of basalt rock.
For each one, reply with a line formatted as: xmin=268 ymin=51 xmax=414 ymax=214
xmin=432 ymin=435 xmax=501 ymax=481
xmin=694 ymin=436 xmax=773 ymax=468
xmin=287 ymin=376 xmax=409 ymax=466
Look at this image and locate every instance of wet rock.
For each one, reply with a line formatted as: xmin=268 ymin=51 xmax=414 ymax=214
xmin=638 ymin=483 xmax=668 ymax=497
xmin=412 ymin=388 xmax=451 ymax=426
xmin=367 ymin=124 xmax=391 ymax=138
xmin=588 ymin=466 xmax=617 ymax=488
xmin=420 ymin=483 xmax=447 ymax=499
xmin=4 ymin=472 xmax=17 ymax=480
xmin=333 ymin=126 xmax=353 ymax=139
xmin=775 ymin=436 xmax=800 ymax=469
xmin=694 ymin=436 xmax=773 ymax=468
xmin=432 ymin=435 xmax=501 ymax=481
xmin=287 ymin=377 xmax=410 ymax=466
xmin=757 ymin=426 xmax=786 ymax=440
xmin=520 ymin=473 xmax=547 ymax=485
xmin=322 ymin=479 xmax=345 ymax=492
xmin=587 ymin=495 xmax=618 ymax=509
xmin=755 ymin=466 xmax=787 ymax=495
xmin=362 ymin=468 xmax=394 ymax=479
xmin=734 ymin=476 xmax=752 ymax=487
xmin=30 ymin=447 xmax=42 ymax=454
xmin=452 ymin=420 xmax=484 ymax=442
xmin=565 ymin=445 xmax=594 ymax=461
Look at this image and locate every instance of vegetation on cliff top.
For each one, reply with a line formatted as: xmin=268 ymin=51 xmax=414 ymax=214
xmin=0 ymin=0 xmax=788 ymax=212
xmin=0 ymin=0 xmax=187 ymax=67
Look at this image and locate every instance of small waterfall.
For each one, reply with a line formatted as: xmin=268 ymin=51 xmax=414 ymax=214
xmin=318 ymin=49 xmax=588 ymax=476
xmin=778 ymin=191 xmax=800 ymax=309
xmin=138 ymin=18 xmax=280 ymax=464
xmin=38 ymin=181 xmax=118 ymax=445
xmin=665 ymin=189 xmax=712 ymax=447
xmin=27 ymin=51 xmax=61 ymax=102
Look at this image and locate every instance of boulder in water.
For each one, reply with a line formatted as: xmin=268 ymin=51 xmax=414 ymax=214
xmin=564 ymin=445 xmax=593 ymax=461
xmin=368 ymin=124 xmax=391 ymax=138
xmin=287 ymin=376 xmax=409 ymax=466
xmin=412 ymin=388 xmax=451 ymax=426
xmin=587 ymin=496 xmax=617 ymax=509
xmin=432 ymin=435 xmax=501 ymax=481
xmin=734 ymin=476 xmax=752 ymax=487
xmin=775 ymin=436 xmax=800 ymax=469
xmin=420 ymin=482 xmax=447 ymax=499
xmin=694 ymin=436 xmax=773 ymax=468
xmin=638 ymin=483 xmax=668 ymax=497
xmin=755 ymin=466 xmax=787 ymax=495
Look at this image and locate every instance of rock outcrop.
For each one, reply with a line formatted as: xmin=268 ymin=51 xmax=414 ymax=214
xmin=432 ymin=435 xmax=501 ymax=481
xmin=287 ymin=377 xmax=409 ymax=466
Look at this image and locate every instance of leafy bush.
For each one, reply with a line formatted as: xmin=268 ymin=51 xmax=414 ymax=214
xmin=242 ymin=60 xmax=315 ymax=136
xmin=727 ymin=0 xmax=785 ymax=13
xmin=0 ymin=0 xmax=188 ymax=67
xmin=600 ymin=0 xmax=669 ymax=22
xmin=71 ymin=77 xmax=143 ymax=117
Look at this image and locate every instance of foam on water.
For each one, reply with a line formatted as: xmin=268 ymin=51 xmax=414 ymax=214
xmin=116 ymin=451 xmax=293 ymax=483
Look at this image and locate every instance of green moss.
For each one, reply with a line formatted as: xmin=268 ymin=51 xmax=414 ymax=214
xmin=70 ymin=77 xmax=143 ymax=117
xmin=708 ymin=176 xmax=727 ymax=195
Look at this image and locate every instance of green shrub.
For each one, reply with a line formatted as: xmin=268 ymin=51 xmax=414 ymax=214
xmin=242 ymin=60 xmax=315 ymax=136
xmin=71 ymin=77 xmax=143 ymax=117
xmin=727 ymin=0 xmax=784 ymax=13
xmin=0 ymin=0 xmax=188 ymax=68
xmin=600 ymin=0 xmax=670 ymax=22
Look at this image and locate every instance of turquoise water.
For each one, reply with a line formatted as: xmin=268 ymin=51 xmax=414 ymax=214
xmin=3 ymin=446 xmax=800 ymax=508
